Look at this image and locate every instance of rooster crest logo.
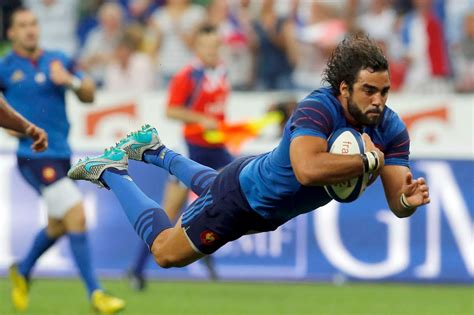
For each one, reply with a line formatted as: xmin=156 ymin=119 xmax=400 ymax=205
xmin=200 ymin=230 xmax=219 ymax=246
xmin=42 ymin=166 xmax=57 ymax=183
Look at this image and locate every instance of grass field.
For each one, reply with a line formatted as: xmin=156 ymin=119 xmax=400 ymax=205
xmin=0 ymin=278 xmax=472 ymax=315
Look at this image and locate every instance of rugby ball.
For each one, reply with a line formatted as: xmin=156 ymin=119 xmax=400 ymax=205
xmin=324 ymin=128 xmax=369 ymax=203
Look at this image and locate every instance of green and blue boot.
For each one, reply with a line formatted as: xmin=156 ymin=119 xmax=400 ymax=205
xmin=68 ymin=147 xmax=128 ymax=188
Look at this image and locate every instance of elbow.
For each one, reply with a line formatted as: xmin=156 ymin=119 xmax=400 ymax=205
xmin=391 ymin=207 xmax=416 ymax=218
xmin=295 ymin=173 xmax=312 ymax=186
xmin=294 ymin=168 xmax=323 ymax=186
xmin=80 ymin=94 xmax=94 ymax=103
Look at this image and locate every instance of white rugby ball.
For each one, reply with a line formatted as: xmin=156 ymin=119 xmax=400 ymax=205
xmin=324 ymin=128 xmax=369 ymax=203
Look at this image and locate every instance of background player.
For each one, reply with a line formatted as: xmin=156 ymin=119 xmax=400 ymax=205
xmin=0 ymin=97 xmax=47 ymax=152
xmin=0 ymin=8 xmax=124 ymax=313
xmin=127 ymin=24 xmax=232 ymax=290
xmin=69 ymin=35 xmax=430 ymax=271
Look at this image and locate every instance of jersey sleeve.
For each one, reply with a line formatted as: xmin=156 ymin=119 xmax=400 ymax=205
xmin=167 ymin=70 xmax=192 ymax=108
xmin=288 ymin=99 xmax=335 ymax=141
xmin=383 ymin=111 xmax=410 ymax=167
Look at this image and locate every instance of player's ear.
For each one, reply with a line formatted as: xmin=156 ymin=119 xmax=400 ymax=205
xmin=339 ymin=81 xmax=349 ymax=98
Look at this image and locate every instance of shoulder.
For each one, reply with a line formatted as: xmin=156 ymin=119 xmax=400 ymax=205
xmin=286 ymin=88 xmax=340 ymax=140
xmin=43 ymin=49 xmax=73 ymax=65
xmin=43 ymin=49 xmax=69 ymax=60
xmin=380 ymin=106 xmax=407 ymax=135
xmin=374 ymin=106 xmax=410 ymax=149
xmin=0 ymin=52 xmax=15 ymax=67
xmin=173 ymin=65 xmax=194 ymax=80
xmin=297 ymin=88 xmax=340 ymax=118
xmin=0 ymin=52 xmax=17 ymax=79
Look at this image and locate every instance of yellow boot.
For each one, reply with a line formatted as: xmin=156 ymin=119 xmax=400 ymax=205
xmin=8 ymin=264 xmax=29 ymax=311
xmin=91 ymin=290 xmax=125 ymax=314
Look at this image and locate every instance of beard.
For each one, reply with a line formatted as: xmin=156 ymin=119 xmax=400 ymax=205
xmin=347 ymin=95 xmax=382 ymax=126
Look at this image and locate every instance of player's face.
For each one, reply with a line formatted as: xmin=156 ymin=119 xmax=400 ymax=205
xmin=195 ymin=32 xmax=221 ymax=68
xmin=347 ymin=69 xmax=390 ymax=126
xmin=8 ymin=11 xmax=39 ymax=52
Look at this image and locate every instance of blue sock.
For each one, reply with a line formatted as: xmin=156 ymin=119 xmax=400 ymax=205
xmin=101 ymin=169 xmax=172 ymax=249
xmin=144 ymin=148 xmax=217 ymax=196
xmin=18 ymin=228 xmax=57 ymax=278
xmin=131 ymin=243 xmax=150 ymax=276
xmin=68 ymin=232 xmax=101 ymax=296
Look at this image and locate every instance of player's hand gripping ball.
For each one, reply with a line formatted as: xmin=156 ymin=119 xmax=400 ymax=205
xmin=324 ymin=128 xmax=369 ymax=202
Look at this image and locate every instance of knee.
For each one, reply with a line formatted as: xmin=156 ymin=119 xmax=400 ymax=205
xmin=151 ymin=242 xmax=190 ymax=268
xmin=64 ymin=204 xmax=87 ymax=232
xmin=153 ymin=253 xmax=189 ymax=269
xmin=47 ymin=221 xmax=66 ymax=238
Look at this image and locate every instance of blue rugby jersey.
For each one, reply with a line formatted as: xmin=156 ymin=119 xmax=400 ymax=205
xmin=239 ymin=87 xmax=410 ymax=224
xmin=0 ymin=50 xmax=83 ymax=159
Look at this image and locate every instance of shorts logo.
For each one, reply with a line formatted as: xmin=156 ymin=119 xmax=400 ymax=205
xmin=200 ymin=230 xmax=219 ymax=246
xmin=42 ymin=166 xmax=57 ymax=183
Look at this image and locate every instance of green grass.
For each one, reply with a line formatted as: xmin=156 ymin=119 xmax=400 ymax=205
xmin=0 ymin=278 xmax=473 ymax=315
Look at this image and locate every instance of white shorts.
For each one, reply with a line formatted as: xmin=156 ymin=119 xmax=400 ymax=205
xmin=40 ymin=177 xmax=83 ymax=219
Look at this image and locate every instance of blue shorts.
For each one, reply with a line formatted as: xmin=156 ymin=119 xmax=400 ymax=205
xmin=186 ymin=142 xmax=233 ymax=170
xmin=181 ymin=156 xmax=278 ymax=255
xmin=17 ymin=157 xmax=71 ymax=193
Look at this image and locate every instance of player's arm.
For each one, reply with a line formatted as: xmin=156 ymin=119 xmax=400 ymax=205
xmin=380 ymin=165 xmax=430 ymax=218
xmin=50 ymin=60 xmax=95 ymax=103
xmin=290 ymin=135 xmax=383 ymax=186
xmin=0 ymin=97 xmax=48 ymax=152
xmin=166 ymin=106 xmax=218 ymax=130
xmin=71 ymin=76 xmax=95 ymax=103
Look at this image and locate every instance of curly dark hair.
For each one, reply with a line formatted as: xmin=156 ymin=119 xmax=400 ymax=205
xmin=322 ymin=34 xmax=388 ymax=95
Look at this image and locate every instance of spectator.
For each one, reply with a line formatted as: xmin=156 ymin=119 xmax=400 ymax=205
xmin=103 ymin=24 xmax=155 ymax=93
xmin=453 ymin=11 xmax=474 ymax=93
xmin=289 ymin=1 xmax=346 ymax=91
xmin=24 ymin=0 xmax=80 ymax=57
xmin=79 ymin=2 xmax=124 ymax=85
xmin=357 ymin=0 xmax=397 ymax=50
xmin=150 ymin=0 xmax=206 ymax=87
xmin=399 ymin=0 xmax=450 ymax=92
xmin=252 ymin=0 xmax=294 ymax=90
xmin=205 ymin=0 xmax=256 ymax=90
xmin=125 ymin=0 xmax=161 ymax=25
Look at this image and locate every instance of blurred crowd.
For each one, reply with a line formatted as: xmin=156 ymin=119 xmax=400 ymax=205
xmin=1 ymin=0 xmax=473 ymax=93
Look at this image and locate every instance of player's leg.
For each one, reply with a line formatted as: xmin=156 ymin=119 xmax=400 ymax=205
xmin=9 ymin=216 xmax=63 ymax=311
xmin=62 ymin=202 xmax=101 ymax=296
xmin=115 ymin=124 xmax=218 ymax=196
xmin=68 ymin=148 xmax=205 ymax=268
xmin=33 ymin=160 xmax=125 ymax=314
xmin=127 ymin=179 xmax=188 ymax=290
xmin=185 ymin=144 xmax=234 ymax=280
xmin=16 ymin=217 xmax=64 ymax=279
xmin=9 ymin=159 xmax=65 ymax=311
xmin=68 ymin=150 xmax=262 ymax=269
xmin=61 ymin=201 xmax=125 ymax=313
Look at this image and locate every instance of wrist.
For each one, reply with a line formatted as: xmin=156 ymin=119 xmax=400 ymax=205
xmin=360 ymin=151 xmax=380 ymax=173
xmin=400 ymin=193 xmax=414 ymax=210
